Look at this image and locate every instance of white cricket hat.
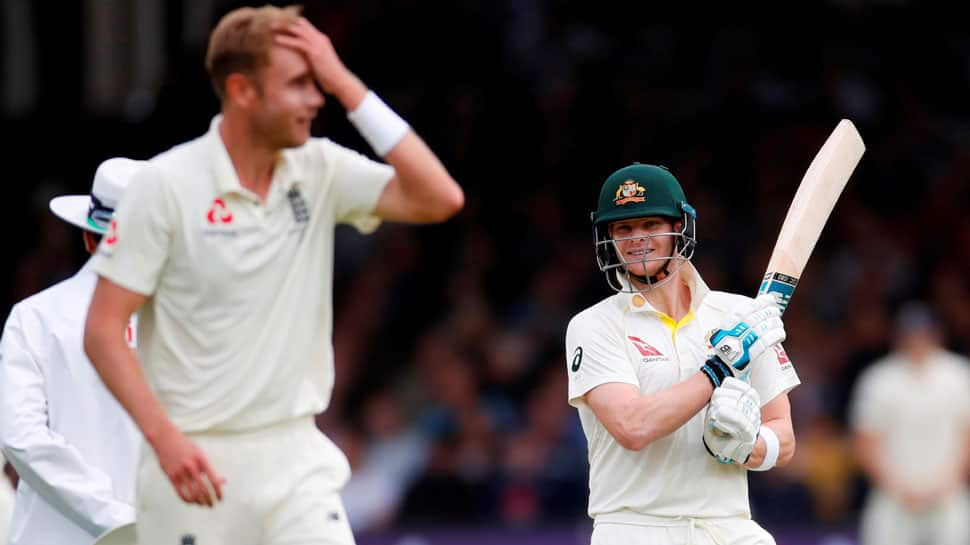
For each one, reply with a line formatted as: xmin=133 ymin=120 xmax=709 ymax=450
xmin=48 ymin=157 xmax=145 ymax=235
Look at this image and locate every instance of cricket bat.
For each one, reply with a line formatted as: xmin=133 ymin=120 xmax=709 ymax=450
xmin=757 ymin=119 xmax=865 ymax=314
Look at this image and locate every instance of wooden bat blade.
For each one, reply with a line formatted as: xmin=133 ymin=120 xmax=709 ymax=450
xmin=759 ymin=119 xmax=865 ymax=313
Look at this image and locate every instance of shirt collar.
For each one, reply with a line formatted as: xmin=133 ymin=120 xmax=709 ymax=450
xmin=622 ymin=262 xmax=711 ymax=314
xmin=206 ymin=115 xmax=303 ymax=200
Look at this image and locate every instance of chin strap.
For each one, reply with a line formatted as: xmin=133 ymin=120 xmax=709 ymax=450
xmin=629 ymin=265 xmax=670 ymax=286
xmin=627 ymin=247 xmax=675 ymax=286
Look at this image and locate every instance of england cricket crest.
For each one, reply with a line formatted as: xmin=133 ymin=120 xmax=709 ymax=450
xmin=614 ymin=179 xmax=646 ymax=205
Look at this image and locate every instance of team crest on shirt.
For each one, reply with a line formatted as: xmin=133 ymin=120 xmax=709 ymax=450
xmin=287 ymin=187 xmax=310 ymax=223
xmin=286 ymin=186 xmax=310 ymax=241
xmin=614 ymin=179 xmax=646 ymax=205
xmin=628 ymin=336 xmax=668 ymax=363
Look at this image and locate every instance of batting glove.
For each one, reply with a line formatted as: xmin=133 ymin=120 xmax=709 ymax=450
xmin=707 ymin=294 xmax=786 ymax=381
xmin=703 ymin=377 xmax=762 ymax=464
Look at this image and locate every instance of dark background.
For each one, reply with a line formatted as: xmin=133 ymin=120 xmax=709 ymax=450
xmin=3 ymin=1 xmax=970 ymax=543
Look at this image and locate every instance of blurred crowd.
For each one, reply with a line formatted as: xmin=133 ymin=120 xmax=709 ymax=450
xmin=4 ymin=0 xmax=970 ymax=537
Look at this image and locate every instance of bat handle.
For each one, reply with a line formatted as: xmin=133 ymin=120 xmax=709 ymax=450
xmin=758 ymin=272 xmax=799 ymax=316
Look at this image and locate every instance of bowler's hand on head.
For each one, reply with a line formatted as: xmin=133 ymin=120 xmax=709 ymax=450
xmin=273 ymin=17 xmax=358 ymax=100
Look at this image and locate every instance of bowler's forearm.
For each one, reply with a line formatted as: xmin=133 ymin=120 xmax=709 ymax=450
xmin=83 ymin=326 xmax=175 ymax=449
xmin=332 ymin=73 xmax=367 ymax=111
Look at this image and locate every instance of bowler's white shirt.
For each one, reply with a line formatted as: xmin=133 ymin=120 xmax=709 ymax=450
xmin=0 ymin=261 xmax=141 ymax=545
xmin=851 ymin=349 xmax=970 ymax=493
xmin=565 ymin=264 xmax=800 ymax=522
xmin=93 ymin=116 xmax=393 ymax=433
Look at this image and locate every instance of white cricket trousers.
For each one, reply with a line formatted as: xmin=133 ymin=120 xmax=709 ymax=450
xmin=860 ymin=489 xmax=970 ymax=545
xmin=136 ymin=417 xmax=355 ymax=545
xmin=592 ymin=517 xmax=776 ymax=545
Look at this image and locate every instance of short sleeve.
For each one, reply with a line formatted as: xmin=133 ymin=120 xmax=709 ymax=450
xmin=749 ymin=343 xmax=801 ymax=407
xmin=91 ymin=164 xmax=173 ymax=296
xmin=565 ymin=311 xmax=638 ymax=408
xmin=328 ymin=142 xmax=394 ymax=234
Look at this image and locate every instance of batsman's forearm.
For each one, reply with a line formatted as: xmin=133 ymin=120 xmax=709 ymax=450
xmin=629 ymin=374 xmax=714 ymax=449
xmin=744 ymin=418 xmax=795 ymax=469
xmin=83 ymin=327 xmax=175 ymax=449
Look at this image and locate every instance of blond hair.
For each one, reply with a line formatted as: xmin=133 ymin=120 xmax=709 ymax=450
xmin=205 ymin=4 xmax=302 ymax=99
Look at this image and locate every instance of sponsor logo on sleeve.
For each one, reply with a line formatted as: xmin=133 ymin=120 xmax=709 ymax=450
xmin=773 ymin=345 xmax=793 ymax=368
xmin=571 ymin=346 xmax=583 ymax=372
xmin=105 ymin=219 xmax=119 ymax=246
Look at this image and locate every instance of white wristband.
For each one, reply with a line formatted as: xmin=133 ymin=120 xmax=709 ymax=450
xmin=750 ymin=426 xmax=779 ymax=471
xmin=347 ymin=90 xmax=410 ymax=157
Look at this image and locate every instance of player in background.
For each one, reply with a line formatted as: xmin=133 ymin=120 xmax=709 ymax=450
xmin=850 ymin=301 xmax=970 ymax=545
xmin=565 ymin=164 xmax=800 ymax=544
xmin=83 ymin=5 xmax=463 ymax=545
xmin=0 ymin=158 xmax=143 ymax=545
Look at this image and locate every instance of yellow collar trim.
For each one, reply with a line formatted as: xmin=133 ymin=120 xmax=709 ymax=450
xmin=657 ymin=309 xmax=696 ymax=333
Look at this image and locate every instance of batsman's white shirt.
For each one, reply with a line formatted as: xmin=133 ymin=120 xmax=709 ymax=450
xmin=0 ymin=261 xmax=140 ymax=545
xmin=566 ymin=264 xmax=800 ymax=522
xmin=93 ymin=115 xmax=393 ymax=433
xmin=850 ymin=349 xmax=970 ymax=495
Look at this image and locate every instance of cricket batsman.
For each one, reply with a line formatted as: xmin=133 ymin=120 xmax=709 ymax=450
xmin=566 ymin=164 xmax=800 ymax=544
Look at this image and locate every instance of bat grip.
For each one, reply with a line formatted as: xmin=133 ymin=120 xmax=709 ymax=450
xmin=758 ymin=272 xmax=799 ymax=316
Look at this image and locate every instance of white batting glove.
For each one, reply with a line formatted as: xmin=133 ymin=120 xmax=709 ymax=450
xmin=703 ymin=378 xmax=761 ymax=464
xmin=708 ymin=294 xmax=786 ymax=379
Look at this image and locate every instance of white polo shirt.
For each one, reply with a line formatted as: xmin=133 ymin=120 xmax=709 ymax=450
xmin=565 ymin=264 xmax=800 ymax=522
xmin=850 ymin=349 xmax=970 ymax=493
xmin=93 ymin=116 xmax=393 ymax=433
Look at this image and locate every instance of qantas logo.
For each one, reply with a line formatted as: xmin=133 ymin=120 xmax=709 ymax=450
xmin=628 ymin=336 xmax=669 ymax=363
xmin=628 ymin=336 xmax=662 ymax=357
xmin=206 ymin=198 xmax=233 ymax=224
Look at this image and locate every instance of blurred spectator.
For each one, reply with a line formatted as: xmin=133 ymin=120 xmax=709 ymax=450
xmin=850 ymin=302 xmax=970 ymax=545
xmin=342 ymin=389 xmax=429 ymax=533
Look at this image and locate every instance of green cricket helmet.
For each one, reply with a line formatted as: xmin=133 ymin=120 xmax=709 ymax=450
xmin=591 ymin=163 xmax=697 ymax=292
